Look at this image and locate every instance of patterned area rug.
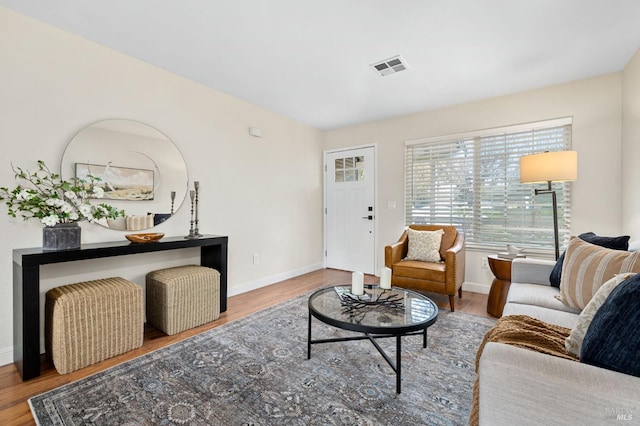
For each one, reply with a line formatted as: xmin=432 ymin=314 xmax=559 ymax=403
xmin=30 ymin=292 xmax=495 ymax=425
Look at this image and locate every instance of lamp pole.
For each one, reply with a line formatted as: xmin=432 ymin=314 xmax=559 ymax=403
xmin=534 ymin=181 xmax=560 ymax=260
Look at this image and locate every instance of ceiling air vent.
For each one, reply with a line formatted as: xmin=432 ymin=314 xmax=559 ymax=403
xmin=370 ymin=55 xmax=409 ymax=76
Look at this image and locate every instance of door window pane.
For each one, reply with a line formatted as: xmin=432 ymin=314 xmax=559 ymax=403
xmin=334 ymin=156 xmax=365 ymax=182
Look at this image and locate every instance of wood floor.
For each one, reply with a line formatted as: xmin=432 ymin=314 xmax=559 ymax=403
xmin=0 ymin=268 xmax=490 ymax=425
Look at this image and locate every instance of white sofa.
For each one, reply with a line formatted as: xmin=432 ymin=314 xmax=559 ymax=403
xmin=477 ymin=258 xmax=640 ymax=425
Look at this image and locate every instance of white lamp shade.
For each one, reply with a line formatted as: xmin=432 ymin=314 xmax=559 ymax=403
xmin=520 ymin=150 xmax=578 ymax=183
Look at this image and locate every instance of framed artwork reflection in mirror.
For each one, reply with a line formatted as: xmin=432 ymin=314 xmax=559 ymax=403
xmin=75 ymin=162 xmax=154 ymax=201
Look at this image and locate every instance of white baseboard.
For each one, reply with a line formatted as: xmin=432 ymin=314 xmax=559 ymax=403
xmin=4 ymin=264 xmax=481 ymax=368
xmin=462 ymin=281 xmax=491 ymax=295
xmin=0 ymin=264 xmax=324 ymax=368
xmin=0 ymin=345 xmax=13 ymax=366
xmin=0 ymin=340 xmax=49 ymax=367
xmin=228 ymin=263 xmax=324 ymax=297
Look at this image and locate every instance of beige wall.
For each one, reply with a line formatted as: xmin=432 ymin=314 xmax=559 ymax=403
xmin=324 ymin=73 xmax=624 ymax=291
xmin=622 ymin=48 xmax=640 ymax=238
xmin=0 ymin=8 xmax=324 ymax=364
xmin=1 ymin=5 xmax=635 ymax=368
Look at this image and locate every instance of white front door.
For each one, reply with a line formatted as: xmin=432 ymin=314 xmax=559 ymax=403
xmin=325 ymin=146 xmax=376 ymax=274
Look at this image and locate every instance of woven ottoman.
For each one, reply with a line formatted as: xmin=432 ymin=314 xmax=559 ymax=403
xmin=45 ymin=277 xmax=144 ymax=375
xmin=146 ymin=265 xmax=220 ymax=335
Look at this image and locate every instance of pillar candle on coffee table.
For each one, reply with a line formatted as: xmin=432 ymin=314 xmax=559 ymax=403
xmin=380 ymin=267 xmax=392 ymax=289
xmin=351 ymin=271 xmax=364 ymax=295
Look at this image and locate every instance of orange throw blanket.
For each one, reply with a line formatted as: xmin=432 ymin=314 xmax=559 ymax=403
xmin=469 ymin=315 xmax=578 ymax=426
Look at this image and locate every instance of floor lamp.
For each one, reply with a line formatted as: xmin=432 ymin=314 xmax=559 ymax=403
xmin=520 ymin=151 xmax=578 ymax=260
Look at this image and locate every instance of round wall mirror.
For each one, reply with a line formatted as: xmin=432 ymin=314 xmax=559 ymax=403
xmin=60 ymin=119 xmax=188 ymax=231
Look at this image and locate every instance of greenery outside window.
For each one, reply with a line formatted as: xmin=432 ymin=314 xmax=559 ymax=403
xmin=405 ymin=118 xmax=573 ymax=252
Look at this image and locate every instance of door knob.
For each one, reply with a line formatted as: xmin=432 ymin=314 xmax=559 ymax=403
xmin=361 ymin=215 xmax=373 ymax=220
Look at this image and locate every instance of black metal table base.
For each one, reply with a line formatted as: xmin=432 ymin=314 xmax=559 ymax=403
xmin=307 ymin=315 xmax=428 ymax=394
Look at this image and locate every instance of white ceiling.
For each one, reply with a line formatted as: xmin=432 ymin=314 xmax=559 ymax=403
xmin=2 ymin=1 xmax=640 ymax=130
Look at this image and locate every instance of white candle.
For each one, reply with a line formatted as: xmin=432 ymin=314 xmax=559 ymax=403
xmin=380 ymin=267 xmax=392 ymax=289
xmin=351 ymin=271 xmax=364 ymax=295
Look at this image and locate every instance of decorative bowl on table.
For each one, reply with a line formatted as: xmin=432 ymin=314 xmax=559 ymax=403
xmin=125 ymin=233 xmax=165 ymax=243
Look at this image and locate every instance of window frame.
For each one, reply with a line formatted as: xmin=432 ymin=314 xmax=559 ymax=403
xmin=404 ymin=117 xmax=573 ymax=253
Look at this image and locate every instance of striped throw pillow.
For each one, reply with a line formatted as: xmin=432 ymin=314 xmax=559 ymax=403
xmin=558 ymin=237 xmax=640 ymax=310
xmin=126 ymin=214 xmax=155 ymax=231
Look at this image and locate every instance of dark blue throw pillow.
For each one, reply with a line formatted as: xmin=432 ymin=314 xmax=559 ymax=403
xmin=549 ymin=232 xmax=630 ymax=288
xmin=149 ymin=213 xmax=172 ymax=226
xmin=580 ymin=274 xmax=640 ymax=377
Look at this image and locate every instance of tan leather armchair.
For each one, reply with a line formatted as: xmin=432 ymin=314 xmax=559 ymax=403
xmin=384 ymin=225 xmax=465 ymax=311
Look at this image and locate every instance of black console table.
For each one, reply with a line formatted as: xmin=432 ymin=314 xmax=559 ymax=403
xmin=13 ymin=235 xmax=228 ymax=381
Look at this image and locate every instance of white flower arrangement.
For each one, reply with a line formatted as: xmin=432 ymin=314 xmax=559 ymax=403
xmin=0 ymin=160 xmax=124 ymax=226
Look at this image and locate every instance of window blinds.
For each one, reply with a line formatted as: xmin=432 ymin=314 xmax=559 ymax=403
xmin=405 ymin=119 xmax=572 ymax=251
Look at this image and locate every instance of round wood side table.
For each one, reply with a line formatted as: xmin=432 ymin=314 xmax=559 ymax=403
xmin=487 ymin=255 xmax=512 ymax=317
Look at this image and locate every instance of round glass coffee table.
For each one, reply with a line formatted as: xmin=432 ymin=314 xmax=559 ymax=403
xmin=307 ymin=285 xmax=438 ymax=393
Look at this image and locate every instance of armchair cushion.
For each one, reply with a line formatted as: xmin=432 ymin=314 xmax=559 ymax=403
xmin=406 ymin=228 xmax=444 ymax=262
xmin=393 ymin=260 xmax=445 ymax=282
